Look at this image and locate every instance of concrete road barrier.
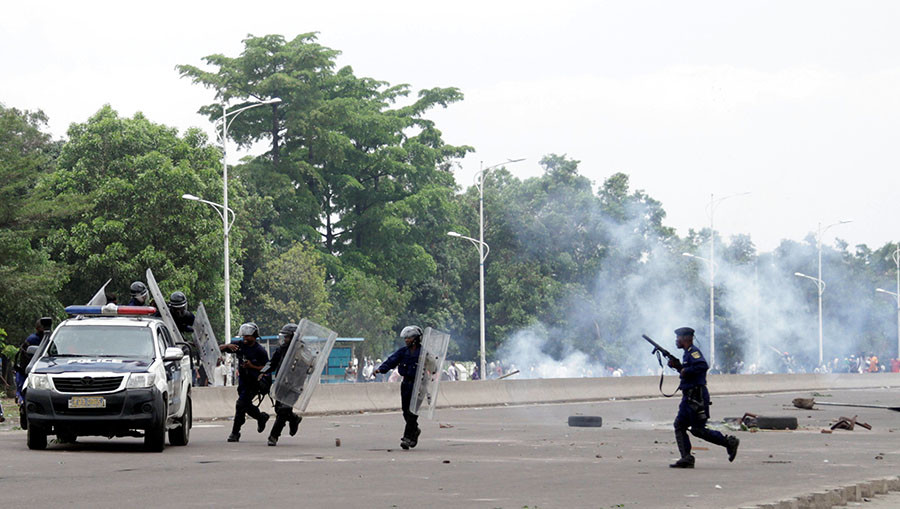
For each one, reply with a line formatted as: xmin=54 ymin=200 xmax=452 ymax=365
xmin=193 ymin=372 xmax=900 ymax=420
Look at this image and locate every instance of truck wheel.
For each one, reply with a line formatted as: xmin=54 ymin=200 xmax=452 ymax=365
xmin=27 ymin=425 xmax=47 ymax=450
xmin=168 ymin=395 xmax=191 ymax=446
xmin=756 ymin=416 xmax=798 ymax=430
xmin=19 ymin=404 xmax=27 ymax=430
xmin=144 ymin=398 xmax=166 ymax=452
xmin=568 ymin=416 xmax=603 ymax=427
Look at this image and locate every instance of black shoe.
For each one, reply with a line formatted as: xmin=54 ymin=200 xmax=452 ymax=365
xmin=289 ymin=415 xmax=302 ymax=437
xmin=408 ymin=428 xmax=421 ymax=448
xmin=267 ymin=436 xmax=278 ymax=446
xmin=227 ymin=433 xmax=240 ymax=443
xmin=669 ymin=456 xmax=695 ymax=468
xmin=726 ymin=436 xmax=740 ymax=462
xmin=0 ymin=414 xmax=5 ymax=423
xmin=400 ymin=437 xmax=411 ymax=450
xmin=257 ymin=412 xmax=269 ymax=433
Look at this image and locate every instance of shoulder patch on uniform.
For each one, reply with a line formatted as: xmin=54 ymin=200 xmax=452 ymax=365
xmin=691 ymin=351 xmax=701 ymax=359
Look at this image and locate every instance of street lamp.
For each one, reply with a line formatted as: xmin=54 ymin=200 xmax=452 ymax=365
xmin=215 ymin=97 xmax=281 ymax=344
xmin=698 ymin=192 xmax=749 ymax=369
xmin=181 ymin=193 xmax=235 ymax=339
xmin=807 ymin=220 xmax=852 ymax=366
xmin=794 ymin=271 xmax=826 ymax=364
xmin=454 ymin=158 xmax=523 ymax=380
xmin=875 ymin=244 xmax=900 ymax=359
xmin=682 ymin=252 xmax=719 ymax=364
xmin=448 ymin=231 xmax=490 ymax=380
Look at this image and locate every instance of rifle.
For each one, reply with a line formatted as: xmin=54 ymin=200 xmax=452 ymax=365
xmin=642 ymin=334 xmax=681 ymax=397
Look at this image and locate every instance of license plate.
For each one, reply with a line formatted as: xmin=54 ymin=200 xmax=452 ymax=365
xmin=68 ymin=396 xmax=106 ymax=409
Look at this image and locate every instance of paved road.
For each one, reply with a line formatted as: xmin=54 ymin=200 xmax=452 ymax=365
xmin=2 ymin=387 xmax=899 ymax=508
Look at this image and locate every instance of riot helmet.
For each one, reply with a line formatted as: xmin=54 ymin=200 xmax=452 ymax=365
xmin=169 ymin=291 xmax=187 ymax=309
xmin=279 ymin=323 xmax=298 ymax=344
xmin=400 ymin=325 xmax=423 ymax=339
xmin=130 ymin=281 xmax=149 ymax=302
xmin=238 ymin=322 xmax=260 ymax=338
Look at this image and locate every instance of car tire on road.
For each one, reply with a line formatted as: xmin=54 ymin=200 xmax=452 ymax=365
xmin=169 ymin=395 xmax=191 ymax=446
xmin=756 ymin=416 xmax=798 ymax=430
xmin=568 ymin=415 xmax=603 ymax=427
xmin=27 ymin=424 xmax=47 ymax=450
xmin=144 ymin=399 xmax=167 ymax=452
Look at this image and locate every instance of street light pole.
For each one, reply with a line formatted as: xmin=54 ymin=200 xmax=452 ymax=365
xmin=812 ymin=220 xmax=852 ymax=366
xmin=703 ymin=192 xmax=748 ymax=369
xmin=466 ymin=158 xmax=524 ymax=380
xmin=217 ymin=98 xmax=281 ymax=343
xmin=794 ymin=271 xmax=826 ymax=365
xmin=875 ymin=244 xmax=900 ymax=360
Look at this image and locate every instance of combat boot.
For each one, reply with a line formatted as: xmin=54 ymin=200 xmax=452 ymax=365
xmin=257 ymin=412 xmax=270 ymax=433
xmin=726 ymin=435 xmax=740 ymax=462
xmin=669 ymin=455 xmax=695 ymax=468
xmin=267 ymin=435 xmax=278 ymax=446
xmin=400 ymin=437 xmax=411 ymax=450
xmin=407 ymin=427 xmax=421 ymax=449
xmin=227 ymin=432 xmax=240 ymax=442
xmin=289 ymin=415 xmax=302 ymax=437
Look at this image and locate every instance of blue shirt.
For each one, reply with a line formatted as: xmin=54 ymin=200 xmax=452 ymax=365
xmin=678 ymin=344 xmax=708 ymax=391
xmin=377 ymin=345 xmax=420 ymax=382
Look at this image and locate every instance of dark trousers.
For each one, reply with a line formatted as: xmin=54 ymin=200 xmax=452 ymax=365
xmin=270 ymin=401 xmax=299 ymax=438
xmin=400 ymin=381 xmax=419 ymax=440
xmin=673 ymin=397 xmax=728 ymax=457
xmin=232 ymin=389 xmax=263 ymax=435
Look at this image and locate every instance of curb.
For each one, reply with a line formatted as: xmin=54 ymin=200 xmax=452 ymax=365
xmin=738 ymin=476 xmax=900 ymax=509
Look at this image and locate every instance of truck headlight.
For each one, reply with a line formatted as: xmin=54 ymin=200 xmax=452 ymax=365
xmin=27 ymin=373 xmax=51 ymax=391
xmin=126 ymin=373 xmax=156 ymax=389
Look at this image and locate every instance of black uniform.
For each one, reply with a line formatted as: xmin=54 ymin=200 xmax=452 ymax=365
xmin=671 ymin=331 xmax=739 ymax=468
xmin=228 ymin=339 xmax=269 ymax=440
xmin=260 ymin=342 xmax=302 ymax=444
xmin=375 ymin=345 xmax=421 ymax=446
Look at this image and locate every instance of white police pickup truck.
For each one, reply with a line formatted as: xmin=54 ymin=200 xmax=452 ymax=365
xmin=24 ymin=305 xmax=192 ymax=451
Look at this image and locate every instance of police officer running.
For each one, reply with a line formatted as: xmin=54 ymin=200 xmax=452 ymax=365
xmin=259 ymin=323 xmax=303 ymax=446
xmin=128 ymin=281 xmax=150 ymax=306
xmin=668 ymin=327 xmax=740 ymax=468
xmin=220 ymin=322 xmax=270 ymax=442
xmin=373 ymin=326 xmax=423 ymax=450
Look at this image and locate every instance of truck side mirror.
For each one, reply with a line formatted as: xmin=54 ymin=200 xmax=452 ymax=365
xmin=164 ymin=347 xmax=185 ymax=362
xmin=26 ymin=345 xmax=40 ymax=355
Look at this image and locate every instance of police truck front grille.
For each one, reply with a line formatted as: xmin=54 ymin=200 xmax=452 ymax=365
xmin=53 ymin=376 xmax=124 ymax=393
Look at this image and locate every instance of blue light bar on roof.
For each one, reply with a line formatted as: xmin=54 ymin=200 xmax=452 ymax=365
xmin=65 ymin=305 xmax=157 ymax=316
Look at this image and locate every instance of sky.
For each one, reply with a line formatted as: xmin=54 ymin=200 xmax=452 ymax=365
xmin=3 ymin=0 xmax=900 ymax=252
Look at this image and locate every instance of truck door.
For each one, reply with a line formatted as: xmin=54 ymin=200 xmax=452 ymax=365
xmin=158 ymin=326 xmax=182 ymax=416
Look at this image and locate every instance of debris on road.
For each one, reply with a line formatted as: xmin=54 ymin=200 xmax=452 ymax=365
xmin=793 ymin=397 xmax=900 ymax=412
xmin=568 ymin=415 xmax=603 ymax=427
xmin=439 ymin=423 xmax=454 ymax=429
xmin=830 ymin=415 xmax=872 ymax=431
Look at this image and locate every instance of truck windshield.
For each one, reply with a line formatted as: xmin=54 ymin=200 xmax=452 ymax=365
xmin=47 ymin=326 xmax=155 ymax=359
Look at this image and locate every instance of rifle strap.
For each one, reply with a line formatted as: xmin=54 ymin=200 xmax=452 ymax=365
xmin=654 ymin=350 xmax=680 ymax=398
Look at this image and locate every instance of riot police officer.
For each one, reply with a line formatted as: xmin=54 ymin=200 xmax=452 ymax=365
xmin=373 ymin=325 xmax=423 ymax=450
xmin=220 ymin=322 xmax=270 ymax=442
xmin=128 ymin=281 xmax=150 ymax=306
xmin=259 ymin=323 xmax=303 ymax=446
xmin=168 ymin=291 xmax=195 ymax=334
xmin=668 ymin=327 xmax=740 ymax=468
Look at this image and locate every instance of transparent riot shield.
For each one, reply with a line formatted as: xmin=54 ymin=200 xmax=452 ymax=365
xmin=86 ymin=279 xmax=111 ymax=305
xmin=410 ymin=327 xmax=451 ymax=419
xmin=271 ymin=319 xmax=337 ymax=412
xmin=145 ymin=268 xmax=186 ymax=345
xmin=193 ymin=302 xmax=221 ymax=384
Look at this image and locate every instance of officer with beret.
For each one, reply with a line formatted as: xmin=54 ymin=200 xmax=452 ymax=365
xmin=668 ymin=327 xmax=740 ymax=468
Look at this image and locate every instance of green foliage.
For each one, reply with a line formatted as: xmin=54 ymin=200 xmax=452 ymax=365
xmin=0 ymin=104 xmax=66 ymax=340
xmin=248 ymin=241 xmax=330 ymax=333
xmin=40 ymin=106 xmax=232 ymax=327
xmin=327 ymin=268 xmax=409 ymax=360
